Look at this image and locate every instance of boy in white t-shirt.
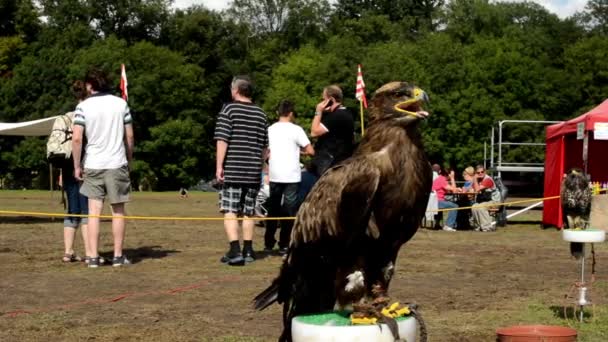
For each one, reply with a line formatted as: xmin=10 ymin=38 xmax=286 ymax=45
xmin=264 ymin=100 xmax=314 ymax=254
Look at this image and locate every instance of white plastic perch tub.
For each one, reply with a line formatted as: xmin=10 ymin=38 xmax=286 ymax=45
xmin=292 ymin=311 xmax=417 ymax=342
xmin=562 ymin=229 xmax=606 ymax=243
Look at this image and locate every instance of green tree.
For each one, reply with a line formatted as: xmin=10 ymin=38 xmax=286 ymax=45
xmin=0 ymin=0 xmax=19 ymax=36
xmin=160 ymin=6 xmax=250 ymax=103
xmin=87 ymin=0 xmax=171 ymax=42
xmin=1 ymin=137 xmax=47 ymax=188
xmin=39 ymin=0 xmax=92 ymax=29
xmin=564 ymin=36 xmax=608 ymax=107
xmin=0 ymin=35 xmax=24 ymax=74
xmin=334 ymin=0 xmax=443 ymax=31
xmin=576 ymin=0 xmax=608 ymax=35
xmin=139 ymin=119 xmax=214 ymax=189
xmin=227 ymin=0 xmax=330 ymax=46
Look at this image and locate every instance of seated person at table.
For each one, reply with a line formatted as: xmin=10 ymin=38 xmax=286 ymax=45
xmin=461 ymin=166 xmax=475 ymax=192
xmin=471 ymin=165 xmax=501 ymax=232
xmin=432 ymin=163 xmax=441 ymax=181
xmin=432 ymin=167 xmax=459 ymax=232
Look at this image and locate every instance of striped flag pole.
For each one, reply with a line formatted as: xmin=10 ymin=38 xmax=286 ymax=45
xmin=355 ymin=64 xmax=367 ymax=136
xmin=120 ymin=64 xmax=128 ymax=101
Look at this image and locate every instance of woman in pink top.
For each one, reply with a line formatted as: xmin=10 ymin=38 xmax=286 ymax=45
xmin=431 ymin=167 xmax=459 ymax=231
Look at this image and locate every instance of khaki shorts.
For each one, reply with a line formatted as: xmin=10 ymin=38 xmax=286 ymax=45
xmin=80 ymin=166 xmax=131 ymax=204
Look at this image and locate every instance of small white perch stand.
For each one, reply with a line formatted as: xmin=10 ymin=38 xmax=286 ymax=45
xmin=562 ymin=229 xmax=606 ymax=322
xmin=292 ymin=311 xmax=417 ymax=342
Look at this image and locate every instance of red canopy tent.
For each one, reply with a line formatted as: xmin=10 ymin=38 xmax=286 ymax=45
xmin=543 ymin=99 xmax=608 ymax=228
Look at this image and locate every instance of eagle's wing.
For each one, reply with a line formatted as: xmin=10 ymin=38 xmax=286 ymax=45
xmin=291 ymin=156 xmax=381 ymax=246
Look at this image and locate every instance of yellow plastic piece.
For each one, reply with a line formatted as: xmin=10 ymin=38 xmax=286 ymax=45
xmin=351 ymin=316 xmax=378 ymax=325
xmin=395 ymin=307 xmax=411 ymax=316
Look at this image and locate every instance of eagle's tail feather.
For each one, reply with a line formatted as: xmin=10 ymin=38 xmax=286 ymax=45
xmin=570 ymin=242 xmax=584 ymax=259
xmin=253 ymin=281 xmax=279 ymax=311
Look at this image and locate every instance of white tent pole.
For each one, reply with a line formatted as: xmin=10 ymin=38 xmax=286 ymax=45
xmin=491 ymin=201 xmax=543 ymax=226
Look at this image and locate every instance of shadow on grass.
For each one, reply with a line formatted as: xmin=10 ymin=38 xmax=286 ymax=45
xmin=255 ymin=249 xmax=284 ymax=261
xmin=100 ymin=245 xmax=180 ymax=264
xmin=549 ymin=305 xmax=594 ymax=320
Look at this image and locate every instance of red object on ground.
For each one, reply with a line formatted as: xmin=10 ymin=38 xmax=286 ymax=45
xmin=496 ymin=325 xmax=577 ymax=342
xmin=543 ymin=99 xmax=608 ymax=228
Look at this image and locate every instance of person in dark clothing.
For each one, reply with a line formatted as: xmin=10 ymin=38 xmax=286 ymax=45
xmin=309 ymin=85 xmax=355 ymax=178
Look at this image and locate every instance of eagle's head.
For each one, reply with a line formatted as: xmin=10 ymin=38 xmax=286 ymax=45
xmin=368 ymin=82 xmax=429 ymax=125
xmin=563 ymin=168 xmax=589 ymax=193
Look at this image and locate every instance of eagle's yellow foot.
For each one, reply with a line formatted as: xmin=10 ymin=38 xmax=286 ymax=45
xmin=381 ymin=301 xmax=411 ymax=318
xmin=350 ymin=301 xmax=411 ymax=325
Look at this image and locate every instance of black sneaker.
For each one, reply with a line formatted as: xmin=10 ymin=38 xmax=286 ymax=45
xmin=85 ymin=256 xmax=106 ymax=265
xmin=278 ymin=247 xmax=288 ymax=256
xmin=220 ymin=252 xmax=245 ymax=266
xmin=112 ymin=256 xmax=131 ymax=267
xmin=243 ymin=249 xmax=256 ymax=263
xmin=88 ymin=257 xmax=100 ymax=268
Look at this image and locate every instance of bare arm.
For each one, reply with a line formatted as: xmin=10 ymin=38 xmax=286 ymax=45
xmin=310 ymin=113 xmax=328 ymax=138
xmin=216 ymin=140 xmax=228 ymax=182
xmin=447 ymin=170 xmax=457 ymax=191
xmin=124 ymin=123 xmax=134 ymax=164
xmin=473 ymin=177 xmax=484 ymax=192
xmin=72 ymin=125 xmax=84 ymax=180
xmin=302 ymin=144 xmax=315 ymax=156
xmin=311 ymin=99 xmax=331 ymax=138
xmin=263 ymin=147 xmax=270 ymax=161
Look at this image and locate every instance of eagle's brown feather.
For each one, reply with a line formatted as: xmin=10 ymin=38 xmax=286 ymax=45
xmin=292 ymin=155 xmax=382 ymax=245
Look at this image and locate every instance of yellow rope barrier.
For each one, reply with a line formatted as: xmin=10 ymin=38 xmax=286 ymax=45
xmin=0 ymin=194 xmax=566 ymax=221
xmin=431 ymin=195 xmax=561 ymax=213
xmin=0 ymin=210 xmax=293 ymax=221
xmin=0 ymin=189 xmax=605 ymax=221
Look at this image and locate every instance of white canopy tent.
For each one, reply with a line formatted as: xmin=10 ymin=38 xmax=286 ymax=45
xmin=0 ymin=116 xmax=60 ymax=201
xmin=0 ymin=116 xmax=59 ymax=136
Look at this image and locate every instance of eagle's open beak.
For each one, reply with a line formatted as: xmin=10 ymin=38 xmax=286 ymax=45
xmin=394 ymin=88 xmax=429 ymax=118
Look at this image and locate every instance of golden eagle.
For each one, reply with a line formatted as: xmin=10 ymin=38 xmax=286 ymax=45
xmin=561 ymin=168 xmax=592 ymax=258
xmin=254 ymin=82 xmax=432 ymax=341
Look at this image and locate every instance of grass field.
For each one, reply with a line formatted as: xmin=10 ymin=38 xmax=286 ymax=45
xmin=1 ymin=190 xmax=607 ymax=341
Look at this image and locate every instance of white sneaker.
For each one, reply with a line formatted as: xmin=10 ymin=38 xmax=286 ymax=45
xmin=442 ymin=226 xmax=457 ymax=232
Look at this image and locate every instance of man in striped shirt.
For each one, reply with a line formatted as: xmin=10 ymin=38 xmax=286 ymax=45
xmin=214 ymin=76 xmax=268 ymax=266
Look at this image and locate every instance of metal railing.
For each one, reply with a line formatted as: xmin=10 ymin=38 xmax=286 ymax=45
xmin=489 ymin=120 xmax=563 ymax=177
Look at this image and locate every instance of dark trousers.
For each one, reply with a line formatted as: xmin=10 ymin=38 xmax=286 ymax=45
xmin=63 ymin=172 xmax=89 ymax=227
xmin=264 ymin=182 xmax=299 ymax=249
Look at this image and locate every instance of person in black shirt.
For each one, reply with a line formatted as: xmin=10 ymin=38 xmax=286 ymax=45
xmin=310 ymin=85 xmax=355 ymax=178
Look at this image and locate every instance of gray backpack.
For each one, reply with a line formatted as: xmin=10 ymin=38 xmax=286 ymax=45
xmin=46 ymin=113 xmax=73 ymax=167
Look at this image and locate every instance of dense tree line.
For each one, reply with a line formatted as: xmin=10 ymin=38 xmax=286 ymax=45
xmin=0 ymin=0 xmax=606 ymax=190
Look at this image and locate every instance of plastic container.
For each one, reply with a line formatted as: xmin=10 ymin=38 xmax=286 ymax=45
xmin=292 ymin=311 xmax=417 ymax=342
xmin=496 ymin=325 xmax=577 ymax=342
xmin=562 ymin=229 xmax=606 ymax=243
